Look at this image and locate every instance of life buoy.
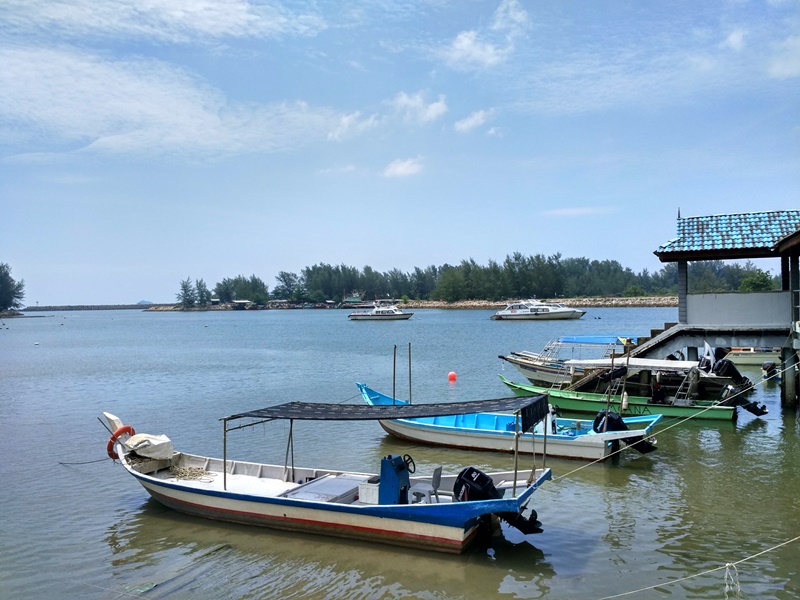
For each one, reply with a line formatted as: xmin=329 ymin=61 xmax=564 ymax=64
xmin=107 ymin=425 xmax=136 ymax=459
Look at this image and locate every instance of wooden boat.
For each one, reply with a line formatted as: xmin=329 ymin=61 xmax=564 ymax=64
xmin=103 ymin=398 xmax=552 ymax=555
xmin=499 ymin=335 xmax=639 ymax=387
xmin=357 ymin=383 xmax=661 ymax=461
xmin=498 ymin=375 xmax=768 ymax=421
xmin=348 ymin=303 xmax=413 ymax=320
xmin=490 ymin=299 xmax=585 ymax=321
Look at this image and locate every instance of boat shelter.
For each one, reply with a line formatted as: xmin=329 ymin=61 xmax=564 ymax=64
xmin=651 ymin=209 xmax=800 ymax=406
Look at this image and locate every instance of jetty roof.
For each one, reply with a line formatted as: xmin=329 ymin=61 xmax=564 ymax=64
xmin=655 ymin=209 xmax=800 ymax=262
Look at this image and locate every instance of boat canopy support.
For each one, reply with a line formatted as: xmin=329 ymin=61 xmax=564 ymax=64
xmin=223 ymin=396 xmax=549 ymax=423
xmin=220 ymin=395 xmax=549 ymax=490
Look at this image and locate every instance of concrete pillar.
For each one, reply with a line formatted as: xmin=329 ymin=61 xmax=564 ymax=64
xmin=678 ymin=261 xmax=688 ymax=324
xmin=780 ymin=347 xmax=798 ymax=409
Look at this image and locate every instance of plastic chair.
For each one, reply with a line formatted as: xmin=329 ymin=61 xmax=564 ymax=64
xmin=410 ymin=466 xmax=442 ymax=503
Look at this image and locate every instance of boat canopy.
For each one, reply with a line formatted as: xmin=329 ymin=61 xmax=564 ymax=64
xmin=564 ymin=357 xmax=699 ymax=370
xmin=557 ymin=335 xmax=640 ymax=345
xmin=224 ymin=395 xmax=549 ymax=425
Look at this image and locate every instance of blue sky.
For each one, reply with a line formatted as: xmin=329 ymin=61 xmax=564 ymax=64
xmin=1 ymin=1 xmax=799 ymax=306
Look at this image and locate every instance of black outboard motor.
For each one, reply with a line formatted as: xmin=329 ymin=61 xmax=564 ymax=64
xmin=762 ymin=361 xmax=779 ymax=381
xmin=453 ymin=466 xmax=501 ymax=502
xmin=453 ymin=467 xmax=543 ymax=535
xmin=593 ymin=409 xmax=657 ymax=454
xmin=599 ymin=366 xmax=628 ymax=382
xmin=713 ymin=357 xmax=753 ymax=390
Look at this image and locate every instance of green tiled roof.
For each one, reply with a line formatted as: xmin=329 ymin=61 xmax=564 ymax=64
xmin=656 ymin=210 xmax=800 ymax=256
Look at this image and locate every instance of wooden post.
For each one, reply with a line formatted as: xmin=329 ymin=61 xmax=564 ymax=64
xmin=408 ymin=342 xmax=412 ymax=405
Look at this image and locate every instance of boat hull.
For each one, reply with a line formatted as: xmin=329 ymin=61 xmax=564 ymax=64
xmin=499 ymin=376 xmax=735 ymax=421
xmin=348 ymin=314 xmax=413 ymax=321
xmin=136 ymin=475 xmax=476 ymax=553
xmin=115 ymin=447 xmax=550 ymax=554
xmin=380 ymin=419 xmax=611 ymax=461
xmin=490 ymin=312 xmax=584 ymax=321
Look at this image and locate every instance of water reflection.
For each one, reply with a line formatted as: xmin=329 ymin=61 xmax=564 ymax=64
xmin=106 ymin=497 xmax=558 ymax=599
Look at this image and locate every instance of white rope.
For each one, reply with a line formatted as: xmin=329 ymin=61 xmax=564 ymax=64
xmin=594 ymin=533 xmax=800 ymax=599
xmin=724 ymin=563 xmax=741 ymax=600
xmin=555 ymin=361 xmax=794 ymax=481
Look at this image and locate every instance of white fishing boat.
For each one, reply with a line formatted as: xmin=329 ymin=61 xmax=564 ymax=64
xmin=490 ymin=299 xmax=585 ymax=321
xmin=499 ymin=335 xmax=639 ymax=387
xmin=348 ymin=303 xmax=413 ymax=320
xmin=358 ymin=383 xmax=661 ymax=461
xmin=103 ymin=397 xmax=552 ymax=554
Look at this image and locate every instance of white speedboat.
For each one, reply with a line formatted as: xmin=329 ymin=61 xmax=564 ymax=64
xmin=490 ymin=299 xmax=585 ymax=321
xmin=348 ymin=303 xmax=413 ymax=320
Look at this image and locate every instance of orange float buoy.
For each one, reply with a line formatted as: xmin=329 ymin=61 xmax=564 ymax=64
xmin=448 ymin=371 xmax=457 ymax=382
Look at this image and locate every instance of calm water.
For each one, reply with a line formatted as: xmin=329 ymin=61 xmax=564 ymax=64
xmin=1 ymin=307 xmax=799 ymax=599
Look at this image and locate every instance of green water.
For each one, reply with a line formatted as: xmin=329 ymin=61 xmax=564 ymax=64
xmin=1 ymin=308 xmax=798 ymax=599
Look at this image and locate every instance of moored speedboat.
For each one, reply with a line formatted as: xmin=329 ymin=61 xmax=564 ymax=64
xmin=490 ymin=299 xmax=585 ymax=321
xmin=348 ymin=303 xmax=413 ymax=320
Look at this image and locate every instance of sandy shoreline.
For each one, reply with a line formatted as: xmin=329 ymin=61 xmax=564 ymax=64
xmin=15 ymin=296 xmax=677 ymax=313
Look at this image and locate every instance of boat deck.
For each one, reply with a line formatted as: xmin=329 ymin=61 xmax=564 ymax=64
xmin=128 ymin=452 xmax=458 ymax=505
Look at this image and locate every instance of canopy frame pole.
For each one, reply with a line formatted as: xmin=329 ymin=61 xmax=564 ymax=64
xmin=223 ymin=418 xmax=228 ymax=491
xmin=408 ymin=342 xmax=412 ymax=405
xmin=513 ymin=413 xmax=520 ymax=495
xmin=283 ymin=420 xmax=294 ymax=482
xmin=392 ymin=345 xmax=397 ymax=404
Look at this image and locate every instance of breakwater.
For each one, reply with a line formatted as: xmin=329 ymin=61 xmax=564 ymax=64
xmin=17 ymin=296 xmax=678 ymax=313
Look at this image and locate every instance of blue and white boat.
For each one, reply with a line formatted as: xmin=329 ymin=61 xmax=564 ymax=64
xmin=103 ymin=397 xmax=552 ymax=555
xmin=358 ymin=383 xmax=661 ymax=461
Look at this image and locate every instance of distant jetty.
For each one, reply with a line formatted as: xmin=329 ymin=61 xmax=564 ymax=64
xmin=17 ymin=296 xmax=677 ymax=313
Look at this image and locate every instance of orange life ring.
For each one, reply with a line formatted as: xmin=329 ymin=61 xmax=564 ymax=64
xmin=107 ymin=425 xmax=136 ymax=459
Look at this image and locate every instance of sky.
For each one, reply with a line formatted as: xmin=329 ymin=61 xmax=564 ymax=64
xmin=1 ymin=0 xmax=799 ymax=306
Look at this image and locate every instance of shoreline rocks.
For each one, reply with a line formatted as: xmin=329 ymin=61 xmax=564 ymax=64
xmin=18 ymin=296 xmax=678 ymax=313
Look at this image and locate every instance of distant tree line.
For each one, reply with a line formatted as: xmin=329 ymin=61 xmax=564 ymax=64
xmin=0 ymin=262 xmax=25 ymax=312
xmin=175 ymin=254 xmax=778 ymax=307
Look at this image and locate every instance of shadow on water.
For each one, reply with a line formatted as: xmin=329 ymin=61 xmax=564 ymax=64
xmin=105 ymin=498 xmax=557 ymax=599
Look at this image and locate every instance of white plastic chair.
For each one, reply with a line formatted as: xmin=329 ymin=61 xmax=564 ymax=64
xmin=410 ymin=466 xmax=442 ymax=504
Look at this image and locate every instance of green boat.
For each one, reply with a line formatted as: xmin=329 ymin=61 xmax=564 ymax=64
xmin=498 ymin=375 xmax=767 ymax=421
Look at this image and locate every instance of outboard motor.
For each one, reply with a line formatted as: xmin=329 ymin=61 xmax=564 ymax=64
xmin=379 ymin=454 xmax=411 ymax=505
xmin=453 ymin=466 xmax=501 ymax=502
xmin=453 ymin=467 xmax=543 ymax=535
xmin=762 ymin=361 xmax=780 ymax=381
xmin=593 ymin=409 xmax=657 ymax=454
xmin=599 ymin=366 xmax=628 ymax=382
xmin=712 ymin=358 xmax=753 ymax=390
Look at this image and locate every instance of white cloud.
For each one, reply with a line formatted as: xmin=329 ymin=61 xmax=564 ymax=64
xmin=0 ymin=0 xmax=326 ymax=42
xmin=768 ymin=36 xmax=800 ymax=79
xmin=442 ymin=31 xmax=509 ymax=71
xmin=491 ymin=0 xmax=529 ymax=36
xmin=0 ymin=46 xmax=357 ymax=159
xmin=383 ymin=157 xmax=423 ymax=177
xmin=440 ymin=0 xmax=528 ymax=72
xmin=327 ymin=111 xmax=378 ymax=141
xmin=454 ymin=109 xmax=494 ymax=133
xmin=389 ymin=91 xmax=447 ymax=123
xmin=723 ymin=29 xmax=746 ymax=52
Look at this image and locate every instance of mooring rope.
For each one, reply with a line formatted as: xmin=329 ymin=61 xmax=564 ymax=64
xmin=595 ymin=534 xmax=800 ymax=599
xmin=554 ymin=361 xmax=793 ymax=481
